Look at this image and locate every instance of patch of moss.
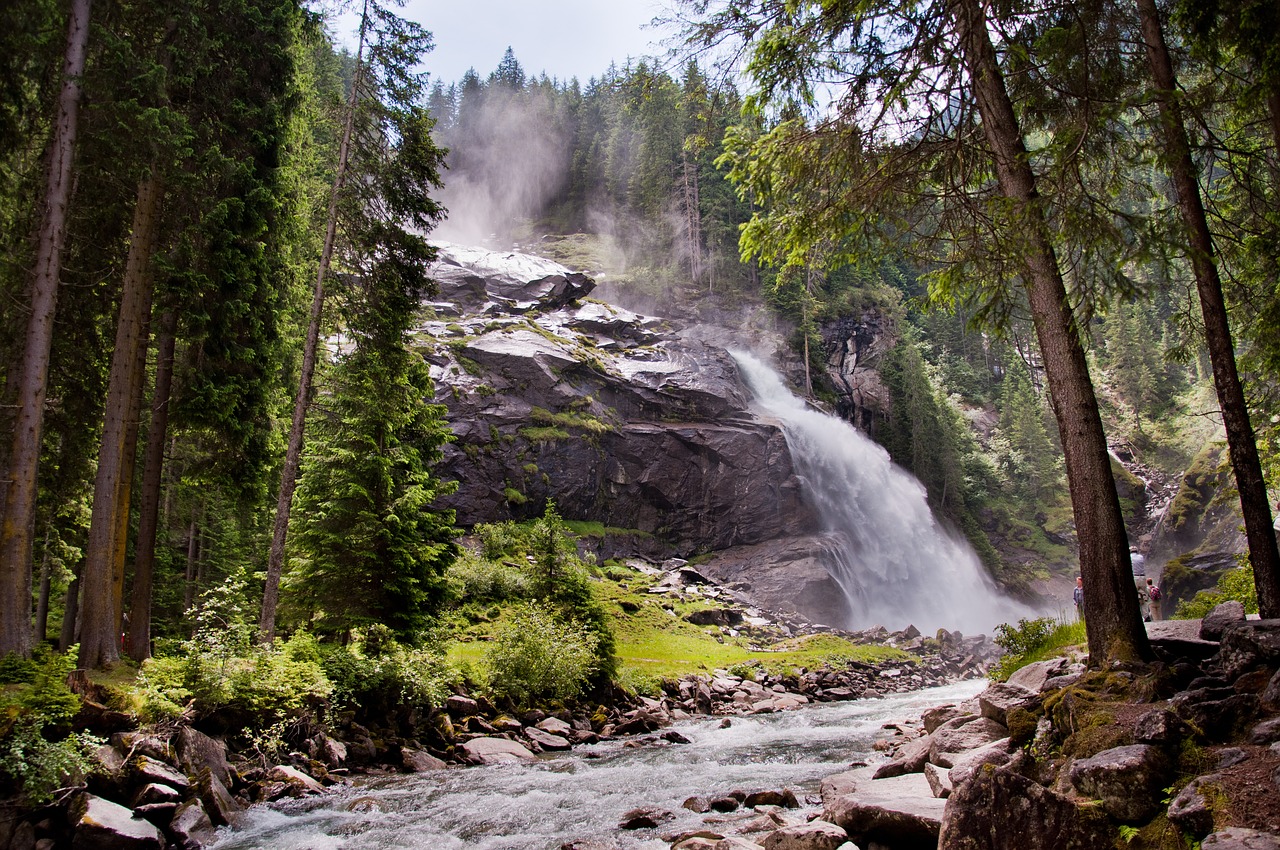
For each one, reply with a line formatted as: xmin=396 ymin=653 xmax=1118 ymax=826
xmin=503 ymin=486 xmax=527 ymax=505
xmin=519 ymin=426 xmax=571 ymax=443
xmin=1006 ymin=706 xmax=1039 ymax=747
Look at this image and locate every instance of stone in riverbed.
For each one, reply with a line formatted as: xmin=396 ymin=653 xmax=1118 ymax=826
xmin=524 ymin=726 xmax=572 ymax=751
xmin=976 ymin=682 xmax=1039 ymax=726
xmin=824 ymin=772 xmax=944 ymax=849
xmin=462 ymin=736 xmax=538 ymax=765
xmin=265 ymin=765 xmax=326 ymax=797
xmin=401 ymin=748 xmax=447 ymax=772
xmin=618 ymin=807 xmax=674 ymax=829
xmin=924 ymin=763 xmax=953 ymax=799
xmin=929 ymin=716 xmax=1008 ymax=768
xmin=760 ymin=820 xmax=849 ymax=850
xmin=819 ymin=771 xmax=859 ymax=807
xmin=71 ymin=793 xmax=164 ymax=850
xmin=168 ymin=799 xmax=215 ymax=850
xmin=743 ymin=789 xmax=799 ymax=809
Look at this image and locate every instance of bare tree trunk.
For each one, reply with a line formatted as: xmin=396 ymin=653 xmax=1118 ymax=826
xmin=0 ymin=0 xmax=92 ymax=659
xmin=950 ymin=0 xmax=1150 ymax=663
xmin=183 ymin=509 xmax=200 ymax=611
xmin=127 ymin=307 xmax=176 ymax=662
xmin=59 ymin=570 xmax=80 ymax=652
xmin=79 ymin=174 xmax=163 ymax=669
xmin=1136 ymin=0 xmax=1280 ymax=619
xmin=259 ymin=8 xmax=369 ymax=643
xmin=34 ymin=531 xmax=52 ymax=644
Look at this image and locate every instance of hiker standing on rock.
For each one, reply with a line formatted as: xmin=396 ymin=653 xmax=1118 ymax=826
xmin=1074 ymin=576 xmax=1084 ymax=620
xmin=1146 ymin=577 xmax=1161 ymax=621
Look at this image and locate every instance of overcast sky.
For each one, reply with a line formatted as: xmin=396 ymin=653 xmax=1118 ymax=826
xmin=336 ymin=0 xmax=675 ymax=87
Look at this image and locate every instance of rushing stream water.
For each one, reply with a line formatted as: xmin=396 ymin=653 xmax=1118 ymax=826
xmin=732 ymin=351 xmax=1033 ymax=635
xmin=210 ymin=680 xmax=985 ymax=850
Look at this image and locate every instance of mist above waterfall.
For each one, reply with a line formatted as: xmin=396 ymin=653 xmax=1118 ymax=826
xmin=733 ymin=351 xmax=1033 ymax=635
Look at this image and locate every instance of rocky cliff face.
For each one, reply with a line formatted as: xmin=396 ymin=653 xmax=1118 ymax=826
xmin=820 ymin=310 xmax=896 ymax=433
xmin=419 ymin=244 xmax=819 ymax=560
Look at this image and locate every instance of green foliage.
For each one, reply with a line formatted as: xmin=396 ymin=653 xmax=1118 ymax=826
xmin=320 ymin=626 xmax=455 ymax=714
xmin=991 ymin=616 xmax=1086 ymax=681
xmin=483 ymin=604 xmax=600 ymax=706
xmin=446 ymin=550 xmax=531 ymax=604
xmin=0 ymin=717 xmax=103 ymax=804
xmin=0 ymin=645 xmax=81 ymax=730
xmin=135 ymin=583 xmax=331 ymax=723
xmin=0 ymin=648 xmax=100 ymax=804
xmin=1175 ymin=559 xmax=1258 ymax=619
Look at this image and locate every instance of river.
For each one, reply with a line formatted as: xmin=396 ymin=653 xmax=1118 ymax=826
xmin=209 ymin=679 xmax=985 ymax=850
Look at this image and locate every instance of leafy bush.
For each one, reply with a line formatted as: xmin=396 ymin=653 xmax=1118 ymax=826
xmin=1176 ymin=560 xmax=1257 ymax=619
xmin=321 ymin=625 xmax=456 ymax=714
xmin=135 ymin=630 xmax=331 ymax=725
xmin=0 ymin=647 xmax=101 ymax=803
xmin=616 ymin=667 xmax=664 ymax=699
xmin=0 ymin=717 xmax=103 ymax=803
xmin=446 ymin=550 xmax=530 ymax=603
xmin=990 ymin=616 xmax=1085 ymax=682
xmin=484 ymin=604 xmax=600 ymax=706
xmin=0 ymin=645 xmax=81 ymax=730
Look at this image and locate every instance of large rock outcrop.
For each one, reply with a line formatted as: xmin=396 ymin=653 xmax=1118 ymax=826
xmin=422 ymin=245 xmax=820 ymax=558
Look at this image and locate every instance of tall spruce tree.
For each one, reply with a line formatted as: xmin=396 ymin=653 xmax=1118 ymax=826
xmin=259 ymin=0 xmax=450 ymax=642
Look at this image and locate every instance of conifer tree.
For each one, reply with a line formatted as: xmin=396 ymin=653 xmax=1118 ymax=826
xmin=259 ymin=0 xmax=450 ymax=642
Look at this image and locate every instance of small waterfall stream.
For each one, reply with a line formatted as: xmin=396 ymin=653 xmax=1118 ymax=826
xmin=209 ymin=680 xmax=986 ymax=850
xmin=732 ymin=351 xmax=1032 ymax=635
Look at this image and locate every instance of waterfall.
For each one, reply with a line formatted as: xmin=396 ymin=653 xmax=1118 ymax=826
xmin=733 ymin=351 xmax=1032 ymax=635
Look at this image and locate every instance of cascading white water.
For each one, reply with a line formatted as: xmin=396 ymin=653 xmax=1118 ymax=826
xmin=732 ymin=351 xmax=1032 ymax=635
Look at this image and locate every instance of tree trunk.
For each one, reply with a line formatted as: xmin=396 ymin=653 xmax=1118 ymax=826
xmin=59 ymin=570 xmax=80 ymax=652
xmin=1136 ymin=0 xmax=1280 ymax=619
xmin=34 ymin=531 xmax=52 ymax=645
xmin=259 ymin=9 xmax=369 ymax=643
xmin=0 ymin=0 xmax=92 ymax=659
xmin=79 ymin=173 xmax=163 ymax=669
xmin=127 ymin=307 xmax=176 ymax=662
xmin=183 ymin=509 xmax=200 ymax=611
xmin=949 ymin=0 xmax=1151 ymax=663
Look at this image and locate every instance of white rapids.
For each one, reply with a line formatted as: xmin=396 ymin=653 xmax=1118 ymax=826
xmin=209 ymin=680 xmax=986 ymax=850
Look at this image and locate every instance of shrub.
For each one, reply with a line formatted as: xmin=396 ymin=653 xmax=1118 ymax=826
xmin=0 ymin=717 xmax=103 ymax=803
xmin=134 ymin=630 xmax=331 ymax=725
xmin=484 ymin=604 xmax=599 ymax=706
xmin=990 ymin=616 xmax=1085 ymax=682
xmin=446 ymin=550 xmax=530 ymax=603
xmin=321 ymin=626 xmax=456 ymax=715
xmin=0 ymin=647 xmax=102 ymax=803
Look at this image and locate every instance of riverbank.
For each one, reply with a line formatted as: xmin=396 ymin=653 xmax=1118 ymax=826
xmin=0 ymin=627 xmax=998 ymax=849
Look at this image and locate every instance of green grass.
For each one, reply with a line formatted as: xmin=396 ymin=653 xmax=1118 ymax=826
xmin=448 ymin=567 xmax=914 ymax=683
xmin=990 ymin=616 xmax=1086 ymax=681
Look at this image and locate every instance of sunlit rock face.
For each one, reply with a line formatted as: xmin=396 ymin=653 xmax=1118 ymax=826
xmin=419 ymin=244 xmax=819 ymax=556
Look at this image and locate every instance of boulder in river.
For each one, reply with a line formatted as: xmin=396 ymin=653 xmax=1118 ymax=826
xmin=461 ymin=736 xmax=537 ymax=765
xmin=71 ymin=793 xmax=165 ymax=850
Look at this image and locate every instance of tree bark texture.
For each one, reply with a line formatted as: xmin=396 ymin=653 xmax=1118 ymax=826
xmin=0 ymin=0 xmax=92 ymax=659
xmin=949 ymin=0 xmax=1151 ymax=662
xmin=127 ymin=307 xmax=177 ymax=662
xmin=79 ymin=174 xmax=163 ymax=669
xmin=1136 ymin=0 xmax=1280 ymax=619
xmin=259 ymin=11 xmax=368 ymax=643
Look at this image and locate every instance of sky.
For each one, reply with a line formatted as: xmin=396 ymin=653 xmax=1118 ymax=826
xmin=344 ymin=0 xmax=674 ymax=87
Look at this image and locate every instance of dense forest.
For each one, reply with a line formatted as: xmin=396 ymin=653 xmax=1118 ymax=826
xmin=1 ymin=0 xmax=1279 ymax=815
